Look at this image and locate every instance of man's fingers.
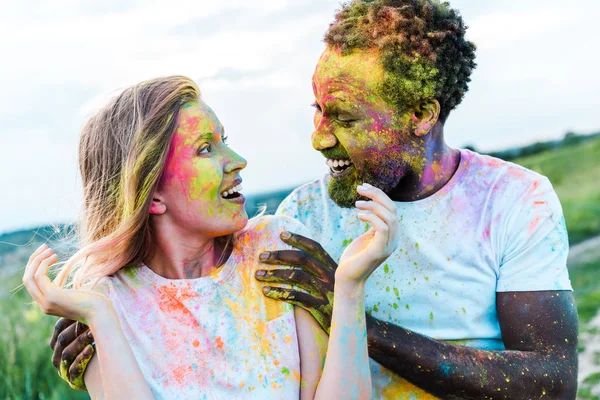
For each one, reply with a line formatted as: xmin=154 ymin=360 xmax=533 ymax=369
xmin=262 ymin=286 xmax=327 ymax=309
xmin=65 ymin=330 xmax=94 ymax=381
xmin=255 ymin=268 xmax=333 ymax=296
xmin=50 ymin=318 xmax=77 ymax=349
xmin=60 ymin=328 xmax=93 ymax=379
xmin=52 ymin=320 xmax=81 ymax=369
xmin=68 ymin=344 xmax=94 ymax=390
xmin=279 ymin=232 xmax=337 ymax=268
xmin=259 ymin=250 xmax=331 ymax=280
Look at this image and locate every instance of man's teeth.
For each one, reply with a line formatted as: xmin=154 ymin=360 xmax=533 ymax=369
xmin=326 ymin=159 xmax=353 ymax=169
xmin=221 ymin=184 xmax=243 ymax=197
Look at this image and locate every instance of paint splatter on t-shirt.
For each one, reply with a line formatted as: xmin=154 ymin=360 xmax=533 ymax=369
xmin=96 ymin=216 xmax=309 ymax=400
xmin=276 ymin=149 xmax=572 ymax=399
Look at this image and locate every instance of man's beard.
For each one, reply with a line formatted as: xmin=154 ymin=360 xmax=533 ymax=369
xmin=327 ymin=160 xmax=403 ymax=208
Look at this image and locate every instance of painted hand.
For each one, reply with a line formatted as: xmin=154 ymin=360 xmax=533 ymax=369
xmin=255 ymin=232 xmax=337 ymax=334
xmin=50 ymin=318 xmax=95 ymax=391
xmin=336 ymin=183 xmax=399 ymax=283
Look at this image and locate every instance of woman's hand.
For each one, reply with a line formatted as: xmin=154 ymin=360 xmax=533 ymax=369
xmin=335 ymin=183 xmax=399 ymax=284
xmin=22 ymin=244 xmax=112 ymax=325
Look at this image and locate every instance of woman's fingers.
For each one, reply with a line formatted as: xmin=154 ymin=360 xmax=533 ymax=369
xmin=356 ymin=183 xmax=399 ymax=247
xmin=35 ymin=252 xmax=58 ymax=294
xmin=357 ymin=211 xmax=388 ymax=239
xmin=357 ymin=183 xmax=396 ymax=214
xmin=23 ymin=247 xmax=53 ymax=302
xmin=355 ymin=199 xmax=395 ymax=228
xmin=28 ymin=243 xmax=48 ymax=263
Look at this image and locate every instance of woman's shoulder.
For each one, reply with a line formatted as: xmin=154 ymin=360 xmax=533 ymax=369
xmin=238 ymin=215 xmax=311 ymax=243
xmin=84 ymin=265 xmax=146 ymax=296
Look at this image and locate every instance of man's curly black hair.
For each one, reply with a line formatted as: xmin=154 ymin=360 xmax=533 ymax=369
xmin=324 ymin=0 xmax=477 ymax=123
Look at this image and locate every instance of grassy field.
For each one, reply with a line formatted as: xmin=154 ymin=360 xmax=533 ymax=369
xmin=1 ymin=138 xmax=599 ymax=399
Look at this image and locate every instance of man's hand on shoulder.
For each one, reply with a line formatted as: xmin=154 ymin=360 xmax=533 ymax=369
xmin=50 ymin=318 xmax=95 ymax=391
xmin=255 ymin=231 xmax=337 ymax=333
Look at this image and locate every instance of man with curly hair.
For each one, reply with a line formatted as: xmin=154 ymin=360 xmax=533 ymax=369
xmin=51 ymin=0 xmax=578 ymax=398
xmin=259 ymin=0 xmax=578 ymax=398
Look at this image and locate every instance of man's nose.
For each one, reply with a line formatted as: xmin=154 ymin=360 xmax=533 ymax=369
xmin=311 ymin=124 xmax=337 ymax=151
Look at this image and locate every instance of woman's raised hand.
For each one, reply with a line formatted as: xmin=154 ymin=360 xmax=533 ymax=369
xmin=22 ymin=244 xmax=112 ymax=325
xmin=335 ymin=183 xmax=399 ymax=284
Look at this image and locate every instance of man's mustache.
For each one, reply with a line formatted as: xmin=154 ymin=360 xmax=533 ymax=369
xmin=320 ymin=146 xmax=351 ymax=160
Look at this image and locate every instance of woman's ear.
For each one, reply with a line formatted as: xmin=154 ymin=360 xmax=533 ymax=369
xmin=149 ymin=192 xmax=167 ymax=215
xmin=411 ymin=99 xmax=441 ymax=137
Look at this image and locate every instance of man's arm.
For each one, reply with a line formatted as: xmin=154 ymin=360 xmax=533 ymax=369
xmin=256 ymin=232 xmax=578 ymax=399
xmin=366 ymin=291 xmax=578 ymax=399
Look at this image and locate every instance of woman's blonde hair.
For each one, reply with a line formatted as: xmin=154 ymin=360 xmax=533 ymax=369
xmin=56 ymin=75 xmax=208 ymax=288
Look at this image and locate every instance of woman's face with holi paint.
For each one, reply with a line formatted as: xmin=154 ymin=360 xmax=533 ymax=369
xmin=311 ymin=47 xmax=421 ymax=208
xmin=153 ymin=101 xmax=248 ymax=237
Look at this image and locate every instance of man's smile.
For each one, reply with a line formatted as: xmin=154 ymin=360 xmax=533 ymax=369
xmin=325 ymin=157 xmax=354 ymax=176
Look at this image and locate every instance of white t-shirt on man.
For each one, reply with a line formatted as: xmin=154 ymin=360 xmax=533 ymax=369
xmin=276 ymin=149 xmax=572 ymax=399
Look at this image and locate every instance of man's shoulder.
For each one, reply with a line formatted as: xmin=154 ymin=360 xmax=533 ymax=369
xmin=460 ymin=149 xmax=549 ymax=193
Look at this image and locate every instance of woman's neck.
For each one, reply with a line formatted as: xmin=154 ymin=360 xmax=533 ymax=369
xmin=144 ymin=226 xmax=222 ymax=280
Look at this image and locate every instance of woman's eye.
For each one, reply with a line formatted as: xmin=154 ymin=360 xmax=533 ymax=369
xmin=311 ymin=102 xmax=322 ymax=112
xmin=197 ymin=144 xmax=212 ymax=155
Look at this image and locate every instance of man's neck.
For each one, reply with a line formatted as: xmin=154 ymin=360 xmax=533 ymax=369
xmin=388 ymin=135 xmax=461 ymax=202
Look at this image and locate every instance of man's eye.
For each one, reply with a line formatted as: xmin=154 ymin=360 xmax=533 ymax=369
xmin=337 ymin=117 xmax=356 ymax=126
xmin=197 ymin=144 xmax=212 ymax=155
xmin=311 ymin=102 xmax=322 ymax=112
xmin=222 ymin=135 xmax=228 ymax=145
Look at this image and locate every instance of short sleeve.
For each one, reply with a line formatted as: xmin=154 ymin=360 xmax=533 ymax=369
xmin=497 ymin=177 xmax=572 ymax=292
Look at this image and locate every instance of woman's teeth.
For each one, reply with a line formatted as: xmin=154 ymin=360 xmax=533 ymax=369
xmin=326 ymin=158 xmax=353 ymax=172
xmin=221 ymin=184 xmax=243 ymax=198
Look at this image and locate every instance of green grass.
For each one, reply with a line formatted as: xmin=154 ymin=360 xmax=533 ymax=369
xmin=0 ymin=245 xmax=88 ymax=400
xmin=513 ymin=138 xmax=600 ymax=244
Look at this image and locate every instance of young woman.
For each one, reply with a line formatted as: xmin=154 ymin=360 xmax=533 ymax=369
xmin=22 ymin=76 xmax=399 ymax=399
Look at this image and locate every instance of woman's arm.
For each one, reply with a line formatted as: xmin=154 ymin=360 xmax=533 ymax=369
xmin=22 ymin=244 xmax=153 ymax=400
xmin=296 ymin=285 xmax=371 ymax=400
xmin=84 ymin=304 xmax=154 ymax=399
xmin=298 ymin=183 xmax=398 ymax=400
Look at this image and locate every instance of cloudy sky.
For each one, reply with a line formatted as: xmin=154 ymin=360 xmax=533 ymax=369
xmin=1 ymin=0 xmax=598 ymax=233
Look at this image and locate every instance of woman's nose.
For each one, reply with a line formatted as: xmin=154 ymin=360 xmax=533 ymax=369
xmin=224 ymin=147 xmax=247 ymax=173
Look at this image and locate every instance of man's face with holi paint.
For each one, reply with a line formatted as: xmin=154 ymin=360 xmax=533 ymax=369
xmin=155 ymin=101 xmax=248 ymax=237
xmin=312 ymin=47 xmax=419 ymax=208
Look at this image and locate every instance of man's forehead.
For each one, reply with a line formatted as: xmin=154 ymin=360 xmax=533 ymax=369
xmin=312 ymin=47 xmax=383 ymax=93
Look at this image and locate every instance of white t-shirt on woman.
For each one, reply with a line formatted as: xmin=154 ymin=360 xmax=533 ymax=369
xmin=96 ymin=216 xmax=309 ymax=400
